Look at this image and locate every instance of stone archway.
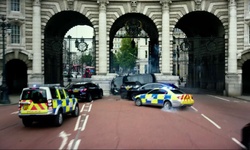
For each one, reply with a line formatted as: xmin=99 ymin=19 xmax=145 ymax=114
xmin=109 ymin=13 xmax=159 ymax=74
xmin=6 ymin=59 xmax=27 ymax=94
xmin=242 ymin=59 xmax=250 ymax=95
xmin=175 ymin=11 xmax=225 ymax=93
xmin=44 ymin=11 xmax=94 ymax=85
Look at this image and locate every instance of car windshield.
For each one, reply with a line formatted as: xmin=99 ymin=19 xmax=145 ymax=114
xmin=21 ymin=89 xmax=47 ymax=103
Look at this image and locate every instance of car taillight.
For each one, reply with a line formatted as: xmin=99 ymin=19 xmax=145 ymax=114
xmin=18 ymin=100 xmax=22 ymax=111
xmin=68 ymin=89 xmax=72 ymax=92
xmin=80 ymin=88 xmax=87 ymax=92
xmin=47 ymin=99 xmax=53 ymax=110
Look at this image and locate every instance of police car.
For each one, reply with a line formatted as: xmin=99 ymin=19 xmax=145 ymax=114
xmin=18 ymin=84 xmax=79 ymax=127
xmin=132 ymin=87 xmax=194 ymax=109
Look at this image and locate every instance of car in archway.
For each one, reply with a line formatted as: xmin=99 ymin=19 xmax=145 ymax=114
xmin=125 ymin=82 xmax=179 ymax=100
xmin=66 ymin=82 xmax=103 ymax=102
xmin=110 ymin=73 xmax=156 ymax=96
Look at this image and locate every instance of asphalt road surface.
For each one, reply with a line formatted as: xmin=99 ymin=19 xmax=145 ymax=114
xmin=0 ymin=94 xmax=249 ymax=149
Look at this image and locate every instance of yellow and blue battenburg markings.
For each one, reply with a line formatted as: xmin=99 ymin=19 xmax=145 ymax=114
xmin=52 ymin=98 xmax=76 ymax=113
xmin=139 ymin=94 xmax=171 ymax=105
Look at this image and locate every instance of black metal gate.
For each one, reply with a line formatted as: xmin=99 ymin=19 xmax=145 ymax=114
xmin=174 ymin=36 xmax=225 ymax=92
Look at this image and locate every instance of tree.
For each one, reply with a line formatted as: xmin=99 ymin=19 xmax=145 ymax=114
xmin=80 ymin=53 xmax=93 ymax=66
xmin=116 ymin=38 xmax=138 ymax=73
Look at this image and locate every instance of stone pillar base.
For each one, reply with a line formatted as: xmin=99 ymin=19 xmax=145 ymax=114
xmin=28 ymin=73 xmax=44 ymax=87
xmin=91 ymin=74 xmax=117 ymax=96
xmin=225 ymin=73 xmax=242 ymax=96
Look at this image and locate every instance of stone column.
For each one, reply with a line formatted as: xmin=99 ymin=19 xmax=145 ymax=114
xmin=160 ymin=0 xmax=172 ymax=75
xmin=30 ymin=0 xmax=43 ymax=85
xmin=97 ymin=0 xmax=108 ymax=75
xmin=225 ymin=0 xmax=241 ymax=96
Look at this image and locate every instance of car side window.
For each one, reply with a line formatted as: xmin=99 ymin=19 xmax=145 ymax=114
xmin=59 ymin=89 xmax=65 ymax=99
xmin=50 ymin=88 xmax=58 ymax=99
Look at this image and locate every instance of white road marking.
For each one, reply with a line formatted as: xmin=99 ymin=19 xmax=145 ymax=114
xmin=207 ymin=95 xmax=230 ymax=102
xmin=58 ymin=131 xmax=71 ymax=150
xmin=88 ymin=104 xmax=92 ymax=112
xmin=67 ymin=139 xmax=81 ymax=150
xmin=11 ymin=111 xmax=19 ymax=114
xmin=74 ymin=116 xmax=81 ymax=131
xmin=67 ymin=139 xmax=74 ymax=150
xmin=232 ymin=137 xmax=246 ymax=149
xmin=80 ymin=104 xmax=85 ymax=113
xmin=191 ymin=106 xmax=198 ymax=112
xmin=73 ymin=139 xmax=81 ymax=150
xmin=201 ymin=114 xmax=221 ymax=129
xmin=81 ymin=115 xmax=89 ymax=131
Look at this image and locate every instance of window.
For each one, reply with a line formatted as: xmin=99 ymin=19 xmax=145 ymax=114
xmin=11 ymin=25 xmax=20 ymax=44
xmin=11 ymin=0 xmax=20 ymax=11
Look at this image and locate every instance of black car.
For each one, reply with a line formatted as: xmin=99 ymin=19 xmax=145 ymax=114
xmin=67 ymin=82 xmax=103 ymax=102
xmin=126 ymin=82 xmax=179 ymax=100
xmin=110 ymin=76 xmax=124 ymax=95
xmin=111 ymin=73 xmax=156 ymax=96
xmin=120 ymin=81 xmax=142 ymax=99
xmin=242 ymin=122 xmax=250 ymax=150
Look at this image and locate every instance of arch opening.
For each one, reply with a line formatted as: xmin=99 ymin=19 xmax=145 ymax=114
xmin=6 ymin=59 xmax=27 ymax=94
xmin=109 ymin=13 xmax=159 ymax=75
xmin=174 ymin=11 xmax=225 ymax=92
xmin=44 ymin=11 xmax=94 ymax=85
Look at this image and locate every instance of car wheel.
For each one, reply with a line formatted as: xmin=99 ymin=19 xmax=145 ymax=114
xmin=71 ymin=105 xmax=79 ymax=117
xmin=22 ymin=118 xmax=33 ymax=127
xmin=54 ymin=110 xmax=63 ymax=126
xmin=98 ymin=92 xmax=103 ymax=99
xmin=87 ymin=94 xmax=92 ymax=102
xmin=163 ymin=101 xmax=172 ymax=109
xmin=135 ymin=98 xmax=142 ymax=106
xmin=121 ymin=92 xmax=127 ymax=99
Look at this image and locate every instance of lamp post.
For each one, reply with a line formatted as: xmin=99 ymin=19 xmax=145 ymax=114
xmin=67 ymin=35 xmax=72 ymax=83
xmin=0 ymin=16 xmax=11 ymax=104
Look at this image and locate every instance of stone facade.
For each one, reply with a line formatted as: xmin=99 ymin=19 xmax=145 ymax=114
xmin=0 ymin=0 xmax=249 ymax=96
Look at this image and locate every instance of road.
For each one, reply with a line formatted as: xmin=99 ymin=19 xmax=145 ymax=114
xmin=0 ymin=93 xmax=249 ymax=149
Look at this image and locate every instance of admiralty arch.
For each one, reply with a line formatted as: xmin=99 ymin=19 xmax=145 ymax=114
xmin=0 ymin=0 xmax=250 ymax=96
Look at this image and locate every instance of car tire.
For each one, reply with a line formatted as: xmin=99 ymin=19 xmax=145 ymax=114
xmin=54 ymin=110 xmax=63 ymax=126
xmin=121 ymin=92 xmax=127 ymax=99
xmin=22 ymin=118 xmax=33 ymax=127
xmin=71 ymin=105 xmax=79 ymax=117
xmin=98 ymin=91 xmax=103 ymax=99
xmin=87 ymin=94 xmax=92 ymax=102
xmin=163 ymin=100 xmax=172 ymax=109
xmin=135 ymin=98 xmax=142 ymax=106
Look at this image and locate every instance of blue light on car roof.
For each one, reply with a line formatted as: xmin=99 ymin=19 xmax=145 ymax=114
xmin=161 ymin=86 xmax=175 ymax=90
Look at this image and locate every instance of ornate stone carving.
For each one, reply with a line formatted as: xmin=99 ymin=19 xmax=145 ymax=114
xmin=228 ymin=0 xmax=236 ymax=5
xmin=194 ymin=0 xmax=202 ymax=11
xmin=131 ymin=0 xmax=137 ymax=12
xmin=160 ymin=0 xmax=172 ymax=11
xmin=67 ymin=0 xmax=74 ymax=10
xmin=97 ymin=0 xmax=109 ymax=11
xmin=33 ymin=0 xmax=40 ymax=6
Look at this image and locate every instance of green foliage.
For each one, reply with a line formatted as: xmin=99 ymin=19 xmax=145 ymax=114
xmin=80 ymin=54 xmax=93 ymax=66
xmin=116 ymin=38 xmax=138 ymax=72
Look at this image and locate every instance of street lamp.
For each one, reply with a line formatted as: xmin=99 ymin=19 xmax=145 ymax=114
xmin=0 ymin=16 xmax=11 ymax=104
xmin=67 ymin=35 xmax=72 ymax=83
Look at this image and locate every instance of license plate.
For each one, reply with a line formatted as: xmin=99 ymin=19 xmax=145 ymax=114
xmin=73 ymin=89 xmax=79 ymax=92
